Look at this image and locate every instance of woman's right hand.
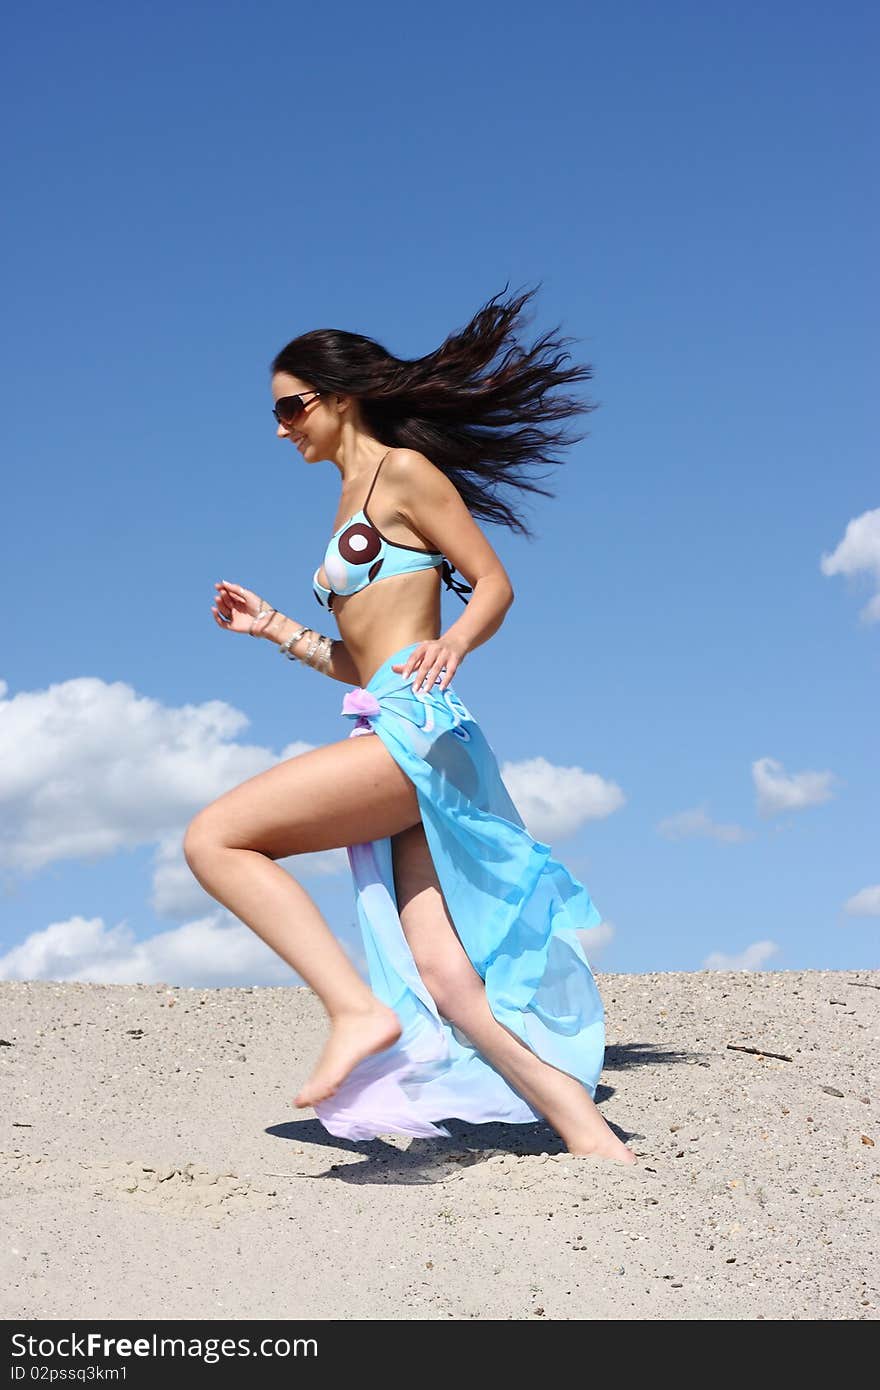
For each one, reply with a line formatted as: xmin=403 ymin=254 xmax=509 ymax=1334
xmin=212 ymin=580 xmax=276 ymax=636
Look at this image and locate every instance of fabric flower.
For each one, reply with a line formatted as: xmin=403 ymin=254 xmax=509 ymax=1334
xmin=341 ymin=688 xmax=382 ymax=718
xmin=341 ymin=687 xmax=381 ymax=736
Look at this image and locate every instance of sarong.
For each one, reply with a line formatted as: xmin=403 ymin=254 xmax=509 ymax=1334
xmin=312 ymin=640 xmax=606 ymax=1140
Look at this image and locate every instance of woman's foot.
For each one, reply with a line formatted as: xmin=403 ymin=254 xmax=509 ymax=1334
xmin=567 ymin=1130 xmax=637 ymax=1165
xmin=558 ymin=1109 xmax=638 ymax=1165
xmin=293 ymin=1003 xmax=402 ymax=1108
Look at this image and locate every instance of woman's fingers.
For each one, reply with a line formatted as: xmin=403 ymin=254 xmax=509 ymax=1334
xmin=215 ymin=582 xmax=249 ymax=612
xmin=394 ymin=644 xmax=461 ymax=690
xmin=396 ymin=647 xmax=425 ymax=681
xmin=417 ymin=664 xmax=441 ymax=692
xmin=212 ymin=580 xmax=273 ymax=634
xmin=212 ymin=581 xmax=243 ymax=627
xmin=437 ymin=661 xmax=456 ymax=693
xmin=390 ymin=647 xmax=461 ymax=691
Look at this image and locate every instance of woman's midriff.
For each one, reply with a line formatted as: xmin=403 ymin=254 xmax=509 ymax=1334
xmin=333 ymin=565 xmax=444 ymax=688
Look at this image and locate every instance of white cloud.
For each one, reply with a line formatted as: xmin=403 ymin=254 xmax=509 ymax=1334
xmin=499 ymin=756 xmax=625 ymax=842
xmin=820 ymin=506 xmax=880 ymax=623
xmin=752 ymin=756 xmax=837 ymax=817
xmin=656 ymin=805 xmax=753 ymax=843
xmin=576 ymin=921 xmax=615 ymax=959
xmin=0 ymin=675 xmax=349 ymax=892
xmin=0 ymin=911 xmax=297 ymax=987
xmin=702 ymin=939 xmax=780 ymax=970
xmin=843 ymin=884 xmax=880 ymax=918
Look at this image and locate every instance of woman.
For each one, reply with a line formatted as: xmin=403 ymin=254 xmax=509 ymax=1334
xmin=184 ymin=284 xmax=634 ymax=1165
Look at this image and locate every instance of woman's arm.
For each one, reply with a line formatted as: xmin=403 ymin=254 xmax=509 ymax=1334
xmin=443 ymin=573 xmax=514 ymax=653
xmin=260 ymin=612 xmax=363 ymax=685
xmin=389 ymin=449 xmax=515 ymax=655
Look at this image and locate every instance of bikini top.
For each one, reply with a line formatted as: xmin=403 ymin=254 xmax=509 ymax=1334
xmin=312 ymin=451 xmax=474 ymax=612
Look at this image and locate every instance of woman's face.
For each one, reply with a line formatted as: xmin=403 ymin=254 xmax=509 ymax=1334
xmin=271 ymin=371 xmax=338 ymax=461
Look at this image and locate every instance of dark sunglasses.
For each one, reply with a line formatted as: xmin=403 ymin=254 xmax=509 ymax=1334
xmin=272 ymin=390 xmax=323 ymax=426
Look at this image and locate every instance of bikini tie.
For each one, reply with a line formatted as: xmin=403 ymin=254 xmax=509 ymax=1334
xmin=440 ymin=559 xmax=473 ymax=603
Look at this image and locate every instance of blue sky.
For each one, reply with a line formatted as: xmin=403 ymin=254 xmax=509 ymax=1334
xmin=1 ymin=1 xmax=877 ymax=986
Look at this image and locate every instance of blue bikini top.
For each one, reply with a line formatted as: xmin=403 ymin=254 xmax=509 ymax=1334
xmin=312 ymin=451 xmax=474 ymax=612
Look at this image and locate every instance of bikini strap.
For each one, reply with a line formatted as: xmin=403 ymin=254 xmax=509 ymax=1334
xmin=363 ymin=450 xmax=392 ymax=509
xmin=362 ymin=455 xmax=471 ymax=605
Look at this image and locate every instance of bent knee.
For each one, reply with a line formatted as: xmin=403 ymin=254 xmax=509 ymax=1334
xmin=182 ymin=812 xmax=226 ymax=869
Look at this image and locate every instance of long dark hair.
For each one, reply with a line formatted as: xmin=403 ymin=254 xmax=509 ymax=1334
xmin=270 ymin=281 xmax=598 ymax=540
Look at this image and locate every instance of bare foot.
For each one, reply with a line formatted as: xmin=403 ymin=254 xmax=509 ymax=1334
xmin=561 ymin=1116 xmax=638 ymax=1165
xmin=293 ymin=1003 xmax=402 ymax=1108
xmin=567 ymin=1132 xmax=637 ymax=1165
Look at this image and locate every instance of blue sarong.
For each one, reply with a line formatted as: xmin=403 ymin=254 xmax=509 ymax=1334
xmin=313 ymin=640 xmax=606 ymax=1140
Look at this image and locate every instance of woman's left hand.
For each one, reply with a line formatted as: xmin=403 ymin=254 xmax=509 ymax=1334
xmin=392 ymin=636 xmax=469 ymax=694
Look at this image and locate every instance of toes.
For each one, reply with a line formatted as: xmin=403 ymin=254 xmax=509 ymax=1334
xmin=294 ymin=1080 xmax=340 ymax=1108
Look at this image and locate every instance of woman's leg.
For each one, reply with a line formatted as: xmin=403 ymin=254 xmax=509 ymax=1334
xmin=183 ymin=734 xmax=424 ymax=1108
xmin=391 ymin=822 xmax=635 ymax=1164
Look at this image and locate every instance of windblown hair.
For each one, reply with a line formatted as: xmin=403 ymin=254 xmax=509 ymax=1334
xmin=270 ymin=282 xmax=599 ymax=539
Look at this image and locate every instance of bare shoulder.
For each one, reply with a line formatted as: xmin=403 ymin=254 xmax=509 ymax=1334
xmin=382 ymin=448 xmax=514 ymax=592
xmin=383 ymin=447 xmax=465 ymax=514
xmin=384 ymin=447 xmax=450 ymax=491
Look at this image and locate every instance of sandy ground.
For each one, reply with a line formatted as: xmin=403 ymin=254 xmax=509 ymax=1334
xmin=0 ymin=969 xmax=877 ymax=1321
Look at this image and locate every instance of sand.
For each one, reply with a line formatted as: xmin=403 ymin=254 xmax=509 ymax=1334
xmin=1 ymin=969 xmax=877 ymax=1321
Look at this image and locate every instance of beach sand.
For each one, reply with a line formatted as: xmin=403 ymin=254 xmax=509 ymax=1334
xmin=1 ymin=969 xmax=877 ymax=1321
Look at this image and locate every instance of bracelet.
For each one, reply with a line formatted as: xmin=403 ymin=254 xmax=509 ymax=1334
xmin=280 ymin=624 xmax=312 ymax=660
xmin=277 ymin=623 xmax=334 ymax=672
xmin=263 ymin=609 xmax=283 ymax=640
xmin=246 ymin=599 xmax=333 ymax=672
xmin=301 ymin=632 xmax=333 ymax=670
xmin=249 ymin=602 xmax=276 ymax=638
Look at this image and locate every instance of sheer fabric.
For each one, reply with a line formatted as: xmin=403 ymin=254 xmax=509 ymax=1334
xmin=313 ymin=642 xmax=606 ymax=1140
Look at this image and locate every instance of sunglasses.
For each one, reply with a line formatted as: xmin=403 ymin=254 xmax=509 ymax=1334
xmin=272 ymin=390 xmax=323 ymax=426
